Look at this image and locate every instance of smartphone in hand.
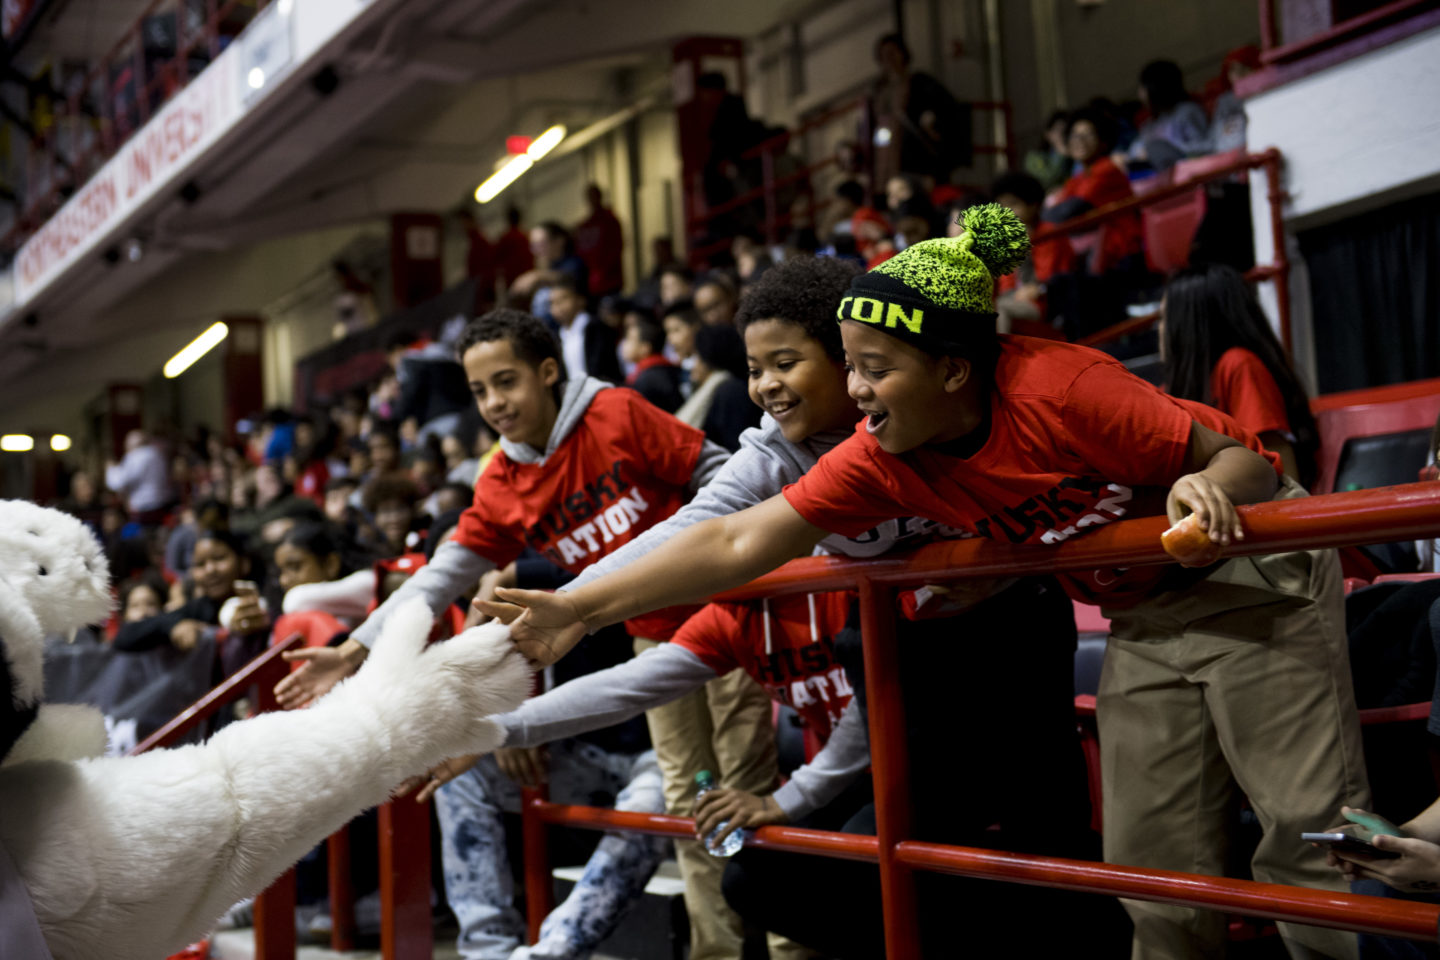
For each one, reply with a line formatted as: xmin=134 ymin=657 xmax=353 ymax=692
xmin=233 ymin=579 xmax=259 ymax=598
xmin=1302 ymin=832 xmax=1401 ymax=861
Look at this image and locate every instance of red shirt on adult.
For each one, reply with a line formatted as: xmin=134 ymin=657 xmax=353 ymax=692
xmin=495 ymin=226 xmax=535 ymax=288
xmin=671 ymin=592 xmax=854 ymax=750
xmin=454 ymin=387 xmax=705 ymax=640
xmin=1208 ymin=346 xmax=1290 ymax=438
xmin=466 ymin=226 xmax=496 ymax=290
xmin=782 ymin=337 xmax=1281 ymax=607
xmin=1054 ymin=157 xmax=1141 ymax=274
xmin=575 ymin=205 xmax=625 ymax=297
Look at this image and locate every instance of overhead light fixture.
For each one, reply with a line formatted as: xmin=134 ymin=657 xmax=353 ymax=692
xmin=526 ymin=124 xmax=566 ymax=161
xmin=164 ymin=321 xmax=229 ymax=378
xmin=476 ymin=155 xmax=533 ymax=203
xmin=50 ymin=434 xmax=71 ymax=452
xmin=1 ymin=434 xmax=34 ymax=452
xmin=474 ymin=125 xmax=567 ymax=203
xmin=248 ymin=66 xmax=266 ymax=90
xmin=124 ymin=237 xmax=144 ymax=262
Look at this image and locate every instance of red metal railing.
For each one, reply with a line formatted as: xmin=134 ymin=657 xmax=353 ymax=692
xmin=1054 ymin=148 xmax=1290 ymax=351
xmin=520 ymin=482 xmax=1440 ymax=956
xmin=3 ymin=0 xmax=270 ymax=257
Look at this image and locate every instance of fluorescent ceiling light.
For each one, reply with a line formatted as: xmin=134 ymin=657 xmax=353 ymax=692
xmin=474 ymin=125 xmax=567 ymax=203
xmin=50 ymin=434 xmax=71 ymax=452
xmin=164 ymin=322 xmax=229 ymax=378
xmin=248 ymin=67 xmax=266 ymax=89
xmin=1 ymin=434 xmax=34 ymax=452
xmin=476 ymin=155 xmax=534 ymax=203
xmin=526 ymin=125 xmax=566 ymax=161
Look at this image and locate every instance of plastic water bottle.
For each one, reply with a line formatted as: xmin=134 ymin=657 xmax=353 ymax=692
xmin=694 ymin=769 xmax=747 ymax=857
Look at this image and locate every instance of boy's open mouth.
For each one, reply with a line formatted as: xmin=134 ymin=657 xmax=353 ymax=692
xmin=864 ymin=410 xmax=889 ymax=434
xmin=768 ymin=400 xmax=799 ymax=420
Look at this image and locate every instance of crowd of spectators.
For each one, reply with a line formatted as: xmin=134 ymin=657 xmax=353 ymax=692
xmin=53 ymin=35 xmax=1440 ymax=960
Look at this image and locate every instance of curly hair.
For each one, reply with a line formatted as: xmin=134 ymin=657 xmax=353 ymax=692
xmin=734 ymin=256 xmax=861 ymax=361
xmin=454 ymin=308 xmax=566 ymax=383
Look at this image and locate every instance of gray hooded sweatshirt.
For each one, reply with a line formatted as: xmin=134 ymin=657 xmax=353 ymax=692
xmin=350 ymin=376 xmax=731 ymax=649
xmin=491 ymin=415 xmax=974 ymax=819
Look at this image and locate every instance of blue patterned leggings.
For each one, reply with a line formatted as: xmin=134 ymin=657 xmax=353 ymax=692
xmin=435 ymin=740 xmax=668 ymax=960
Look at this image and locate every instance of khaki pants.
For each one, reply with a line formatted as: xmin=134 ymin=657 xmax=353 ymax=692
xmin=633 ymin=638 xmax=805 ymax=959
xmin=1099 ymin=531 xmax=1370 ymax=960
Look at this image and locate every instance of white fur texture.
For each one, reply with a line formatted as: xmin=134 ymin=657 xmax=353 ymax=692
xmin=5 ymin=705 xmax=107 ymax=766
xmin=0 ymin=599 xmax=530 ymax=960
xmin=0 ymin=501 xmax=112 ymax=710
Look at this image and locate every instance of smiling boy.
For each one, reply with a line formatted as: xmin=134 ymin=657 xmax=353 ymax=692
xmin=274 ymin=308 xmax=754 ymax=960
xmin=490 ymin=207 xmax=1370 ymax=960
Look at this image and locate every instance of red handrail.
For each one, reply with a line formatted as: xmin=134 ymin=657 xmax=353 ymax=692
xmin=129 ymin=632 xmax=301 ymax=755
xmin=521 ymin=482 xmax=1440 ymax=953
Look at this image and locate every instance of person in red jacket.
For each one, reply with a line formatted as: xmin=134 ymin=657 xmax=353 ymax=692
xmin=574 ymin=184 xmax=625 ymax=299
xmin=494 ymin=206 xmax=535 ymax=290
xmin=1042 ymin=108 xmax=1145 ymax=339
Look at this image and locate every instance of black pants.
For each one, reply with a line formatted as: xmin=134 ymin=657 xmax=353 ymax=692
xmin=725 ymin=577 xmax=1129 ymax=956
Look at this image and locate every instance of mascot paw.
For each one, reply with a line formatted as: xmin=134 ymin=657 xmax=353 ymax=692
xmin=352 ymin=600 xmax=531 ymax=751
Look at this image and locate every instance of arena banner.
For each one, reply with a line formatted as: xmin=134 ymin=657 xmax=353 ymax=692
xmin=11 ymin=0 xmax=380 ymax=308
xmin=12 ymin=46 xmax=242 ymax=306
xmin=42 ymin=633 xmax=217 ymax=755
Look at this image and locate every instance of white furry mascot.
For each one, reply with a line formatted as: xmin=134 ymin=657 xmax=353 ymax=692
xmin=0 ymin=500 xmax=531 ymax=960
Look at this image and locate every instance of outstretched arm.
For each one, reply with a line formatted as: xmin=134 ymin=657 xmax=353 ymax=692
xmin=486 ymin=494 xmax=827 ymax=666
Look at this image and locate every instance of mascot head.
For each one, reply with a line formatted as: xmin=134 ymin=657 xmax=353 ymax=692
xmin=0 ymin=500 xmax=113 ymax=763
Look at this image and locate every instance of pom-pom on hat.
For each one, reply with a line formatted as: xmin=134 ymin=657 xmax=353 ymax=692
xmin=837 ymin=202 xmax=1030 ymax=352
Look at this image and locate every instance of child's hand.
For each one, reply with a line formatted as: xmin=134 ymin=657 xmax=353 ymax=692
xmin=479 ymin=588 xmax=589 ymax=668
xmin=275 ymin=639 xmax=365 ymax=709
xmin=693 ymin=789 xmax=788 ymax=849
xmin=405 ymin=753 xmax=482 ymax=803
xmin=494 ymin=746 xmax=548 ymax=789
xmin=1166 ymin=473 xmax=1244 ymax=547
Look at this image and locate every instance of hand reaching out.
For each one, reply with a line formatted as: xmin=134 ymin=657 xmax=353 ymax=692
xmin=475 ymin=588 xmax=589 ymax=668
xmin=494 ymin=746 xmax=548 ymax=789
xmin=274 ymin=639 xmax=366 ymax=710
xmin=403 ymin=753 xmax=482 ymax=804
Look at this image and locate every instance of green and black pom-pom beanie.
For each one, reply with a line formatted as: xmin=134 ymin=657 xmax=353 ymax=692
xmin=837 ymin=202 xmax=1030 ymax=354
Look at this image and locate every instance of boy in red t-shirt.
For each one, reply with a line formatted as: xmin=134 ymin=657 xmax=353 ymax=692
xmin=491 ymin=208 xmax=1370 ymax=960
xmin=274 ymin=308 xmax=779 ymax=960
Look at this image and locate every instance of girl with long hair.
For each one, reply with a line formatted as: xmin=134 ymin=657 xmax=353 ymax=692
xmin=1161 ymin=261 xmax=1319 ymax=487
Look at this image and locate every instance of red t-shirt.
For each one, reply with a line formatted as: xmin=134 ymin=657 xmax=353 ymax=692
xmin=671 ymin=592 xmax=854 ymax=747
xmin=626 ymin=353 xmax=674 ymax=386
xmin=575 ymin=207 xmax=625 ymax=296
xmin=454 ymin=387 xmax=705 ymax=640
xmin=495 ymin=227 xmax=535 ymax=287
xmin=295 ymin=460 xmax=329 ymax=507
xmin=1209 ymin=347 xmax=1290 ymax=438
xmin=782 ymin=337 xmax=1282 ymax=606
xmin=1056 ymin=157 xmax=1141 ymax=274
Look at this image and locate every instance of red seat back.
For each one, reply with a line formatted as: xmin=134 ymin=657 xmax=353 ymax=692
xmin=1310 ymin=378 xmax=1440 ymax=495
